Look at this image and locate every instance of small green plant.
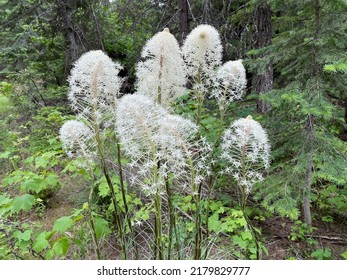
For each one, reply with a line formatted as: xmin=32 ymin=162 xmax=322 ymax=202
xmin=311 ymin=248 xmax=331 ymax=260
xmin=289 ymin=220 xmax=316 ymax=241
xmin=321 ymin=215 xmax=334 ymax=223
xmin=2 ymin=151 xmax=61 ymax=203
xmin=341 ymin=251 xmax=347 ymax=260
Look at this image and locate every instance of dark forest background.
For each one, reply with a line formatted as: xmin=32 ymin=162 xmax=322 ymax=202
xmin=0 ymin=0 xmax=346 ymax=260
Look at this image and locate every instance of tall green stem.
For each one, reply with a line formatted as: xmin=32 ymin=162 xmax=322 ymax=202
xmin=77 ymin=138 xmax=101 ymax=259
xmin=95 ymin=131 xmax=127 ymax=259
xmin=152 ymin=158 xmax=163 ymax=260
xmin=116 ymin=142 xmax=139 ymax=259
xmin=165 ymin=179 xmax=173 ymax=260
xmin=88 ymin=185 xmax=101 ymax=260
xmin=91 ymin=67 xmax=127 ymax=258
xmin=240 ymin=140 xmax=260 ymax=260
xmin=204 ymin=173 xmax=214 ymax=259
xmin=116 ymin=143 xmax=131 ymax=228
xmin=184 ymin=148 xmax=201 ymax=260
xmin=165 ymin=178 xmax=181 ymax=259
xmin=194 ymin=189 xmax=202 ymax=260
xmin=195 ymin=66 xmax=203 ymax=126
xmin=157 ymin=52 xmax=163 ymax=104
xmin=154 ymin=190 xmax=163 ymax=259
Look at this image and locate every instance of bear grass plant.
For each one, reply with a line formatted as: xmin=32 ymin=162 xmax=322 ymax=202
xmin=58 ymin=25 xmax=270 ymax=260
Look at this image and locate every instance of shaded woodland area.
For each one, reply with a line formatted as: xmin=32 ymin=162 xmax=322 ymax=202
xmin=0 ymin=0 xmax=346 ymax=260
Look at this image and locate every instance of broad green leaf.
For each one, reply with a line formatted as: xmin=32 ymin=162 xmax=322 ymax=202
xmin=241 ymin=230 xmax=253 ymax=241
xmin=21 ymin=179 xmax=38 ymax=193
xmin=2 ymin=172 xmax=22 ymax=186
xmin=13 ymin=229 xmax=32 ymax=242
xmin=33 ymin=232 xmax=50 ymax=253
xmin=322 ymin=215 xmax=334 ymax=223
xmin=53 ymin=237 xmax=70 ymax=256
xmin=341 ymin=251 xmax=347 ymax=260
xmin=311 ymin=249 xmax=324 ymax=260
xmin=98 ymin=181 xmax=109 ymax=198
xmin=11 ymin=194 xmax=35 ymax=213
xmin=53 ymin=216 xmax=73 ymax=233
xmin=232 ymin=235 xmax=247 ymax=249
xmin=0 ymin=94 xmax=11 ymax=113
xmin=45 ymin=249 xmax=54 ymax=260
xmin=216 ymin=206 xmax=225 ymax=214
xmin=35 ymin=156 xmax=49 ymax=169
xmin=0 ymin=195 xmax=12 ymax=206
xmin=45 ymin=173 xmax=58 ymax=187
xmin=93 ymin=216 xmax=111 ymax=239
xmin=35 ymin=151 xmax=60 ymax=169
xmin=208 ymin=213 xmax=222 ymax=232
xmin=209 ymin=201 xmax=223 ymax=211
xmin=0 ymin=151 xmax=11 ymax=159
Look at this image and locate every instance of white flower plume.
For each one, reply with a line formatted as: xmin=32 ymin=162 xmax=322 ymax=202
xmin=136 ymin=28 xmax=187 ymax=107
xmin=116 ymin=94 xmax=211 ymax=193
xmin=212 ymin=60 xmax=247 ymax=104
xmin=59 ymin=120 xmax=94 ymax=158
xmin=182 ymin=24 xmax=222 ymax=89
xmin=115 ymin=94 xmax=167 ymax=162
xmin=67 ymin=50 xmax=123 ymax=128
xmin=154 ymin=114 xmax=211 ymax=189
xmin=221 ymin=115 xmax=270 ymax=193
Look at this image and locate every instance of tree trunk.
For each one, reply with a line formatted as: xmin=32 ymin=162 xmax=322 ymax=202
xmin=61 ymin=0 xmax=78 ymax=64
xmin=303 ymin=0 xmax=320 ymax=227
xmin=304 ymin=153 xmax=313 ymax=226
xmin=178 ymin=0 xmax=190 ymax=42
xmin=253 ymin=2 xmax=273 ymax=114
xmin=304 ymin=115 xmax=314 ymax=227
xmin=202 ymin=0 xmax=211 ymax=24
xmin=89 ymin=2 xmax=105 ymax=51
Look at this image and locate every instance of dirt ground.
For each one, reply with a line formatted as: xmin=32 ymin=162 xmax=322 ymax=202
xmin=260 ymin=216 xmax=347 ymax=260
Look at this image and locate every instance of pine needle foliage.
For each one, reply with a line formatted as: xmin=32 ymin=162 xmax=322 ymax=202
xmin=250 ymin=0 xmax=347 ymax=220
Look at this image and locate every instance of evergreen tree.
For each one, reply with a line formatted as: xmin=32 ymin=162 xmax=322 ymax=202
xmin=252 ymin=0 xmax=347 ymax=223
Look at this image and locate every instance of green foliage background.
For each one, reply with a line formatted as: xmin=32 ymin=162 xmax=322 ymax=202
xmin=0 ymin=0 xmax=346 ymax=260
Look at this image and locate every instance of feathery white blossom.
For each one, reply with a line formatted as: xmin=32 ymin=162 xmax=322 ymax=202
xmin=154 ymin=114 xmax=211 ymax=189
xmin=59 ymin=120 xmax=94 ymax=158
xmin=182 ymin=24 xmax=222 ymax=89
xmin=116 ymin=94 xmax=165 ymax=193
xmin=116 ymin=94 xmax=211 ymax=193
xmin=136 ymin=28 xmax=187 ymax=107
xmin=67 ymin=50 xmax=123 ymax=128
xmin=212 ymin=60 xmax=247 ymax=104
xmin=116 ymin=94 xmax=167 ymax=162
xmin=221 ymin=115 xmax=270 ymax=193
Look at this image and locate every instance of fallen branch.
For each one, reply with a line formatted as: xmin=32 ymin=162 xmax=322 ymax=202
xmin=312 ymin=235 xmax=347 ymax=244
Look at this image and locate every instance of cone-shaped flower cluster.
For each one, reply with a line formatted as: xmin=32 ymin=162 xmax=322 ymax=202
xmin=116 ymin=94 xmax=210 ymax=193
xmin=212 ymin=60 xmax=246 ymax=104
xmin=116 ymin=94 xmax=167 ymax=163
xmin=182 ymin=24 xmax=222 ymax=90
xmin=155 ymin=114 xmax=211 ymax=189
xmin=61 ymin=50 xmax=123 ymax=159
xmin=68 ymin=50 xmax=123 ymax=129
xmin=136 ymin=28 xmax=187 ymax=107
xmin=221 ymin=115 xmax=270 ymax=193
xmin=59 ymin=120 xmax=94 ymax=159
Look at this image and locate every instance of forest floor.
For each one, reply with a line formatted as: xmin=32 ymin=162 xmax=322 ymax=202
xmin=37 ymin=181 xmax=347 ymax=260
xmin=35 ymin=176 xmax=87 ymax=230
xmin=260 ymin=216 xmax=347 ymax=260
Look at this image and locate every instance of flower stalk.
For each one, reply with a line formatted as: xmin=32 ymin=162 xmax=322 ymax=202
xmin=221 ymin=115 xmax=270 ymax=260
